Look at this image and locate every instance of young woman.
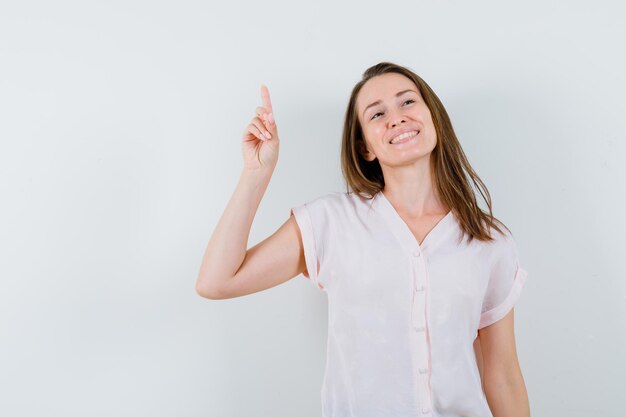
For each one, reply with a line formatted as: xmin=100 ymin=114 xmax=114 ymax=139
xmin=196 ymin=62 xmax=531 ymax=417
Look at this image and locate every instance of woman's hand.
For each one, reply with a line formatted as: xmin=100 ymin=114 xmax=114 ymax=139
xmin=241 ymin=84 xmax=279 ymax=171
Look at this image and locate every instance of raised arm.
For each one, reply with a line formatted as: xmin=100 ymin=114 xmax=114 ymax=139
xmin=195 ymin=85 xmax=308 ymax=299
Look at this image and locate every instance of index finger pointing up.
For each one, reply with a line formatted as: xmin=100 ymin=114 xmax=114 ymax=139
xmin=260 ymin=84 xmax=273 ymax=113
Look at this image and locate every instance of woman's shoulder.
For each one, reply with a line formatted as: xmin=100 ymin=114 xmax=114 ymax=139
xmin=296 ymin=191 xmax=372 ymax=221
xmin=301 ymin=190 xmax=353 ymax=208
xmin=480 ymin=222 xmax=520 ymax=264
xmin=459 ymin=218 xmax=517 ymax=256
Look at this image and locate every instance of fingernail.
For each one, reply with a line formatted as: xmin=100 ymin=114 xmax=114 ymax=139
xmin=265 ymin=131 xmax=271 ymax=139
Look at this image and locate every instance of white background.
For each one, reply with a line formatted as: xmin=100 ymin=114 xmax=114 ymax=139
xmin=1 ymin=1 xmax=624 ymax=416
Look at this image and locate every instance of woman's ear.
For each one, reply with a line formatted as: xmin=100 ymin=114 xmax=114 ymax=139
xmin=358 ymin=139 xmax=377 ymax=162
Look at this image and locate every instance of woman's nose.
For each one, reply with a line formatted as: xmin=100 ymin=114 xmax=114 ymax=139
xmin=387 ymin=107 xmax=407 ymax=127
xmin=389 ymin=116 xmax=407 ymax=128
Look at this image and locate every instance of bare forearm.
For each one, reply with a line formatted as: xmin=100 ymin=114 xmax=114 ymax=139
xmin=196 ymin=167 xmax=273 ymax=294
xmin=484 ymin=375 xmax=530 ymax=417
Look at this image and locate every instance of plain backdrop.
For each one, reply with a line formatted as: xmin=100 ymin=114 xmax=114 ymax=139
xmin=1 ymin=1 xmax=625 ymax=416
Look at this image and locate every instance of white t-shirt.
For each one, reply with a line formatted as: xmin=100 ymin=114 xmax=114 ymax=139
xmin=290 ymin=190 xmax=528 ymax=417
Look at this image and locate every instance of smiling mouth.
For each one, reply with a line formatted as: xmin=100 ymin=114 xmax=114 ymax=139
xmin=389 ymin=130 xmax=420 ymax=144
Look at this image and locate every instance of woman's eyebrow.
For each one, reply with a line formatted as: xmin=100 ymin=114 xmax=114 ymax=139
xmin=362 ymin=89 xmax=417 ymax=117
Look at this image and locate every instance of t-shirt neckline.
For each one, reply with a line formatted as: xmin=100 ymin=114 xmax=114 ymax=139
xmin=374 ymin=190 xmax=454 ymax=254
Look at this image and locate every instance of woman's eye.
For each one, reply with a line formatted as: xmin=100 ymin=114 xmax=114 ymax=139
xmin=370 ymin=100 xmax=415 ymax=120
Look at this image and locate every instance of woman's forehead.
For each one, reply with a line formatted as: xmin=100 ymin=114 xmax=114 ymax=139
xmin=358 ymin=74 xmax=420 ymax=114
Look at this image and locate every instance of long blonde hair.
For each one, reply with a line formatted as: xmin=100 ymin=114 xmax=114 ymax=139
xmin=340 ymin=61 xmax=510 ymax=243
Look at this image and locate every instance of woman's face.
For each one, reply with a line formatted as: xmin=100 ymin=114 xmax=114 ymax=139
xmin=356 ymin=73 xmax=437 ymax=167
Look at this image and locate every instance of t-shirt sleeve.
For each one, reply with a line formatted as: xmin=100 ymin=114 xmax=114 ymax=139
xmin=290 ymin=196 xmax=329 ymax=292
xmin=479 ymin=230 xmax=529 ymax=329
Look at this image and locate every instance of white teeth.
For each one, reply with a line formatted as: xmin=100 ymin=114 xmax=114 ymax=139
xmin=390 ymin=130 xmax=419 ymax=144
